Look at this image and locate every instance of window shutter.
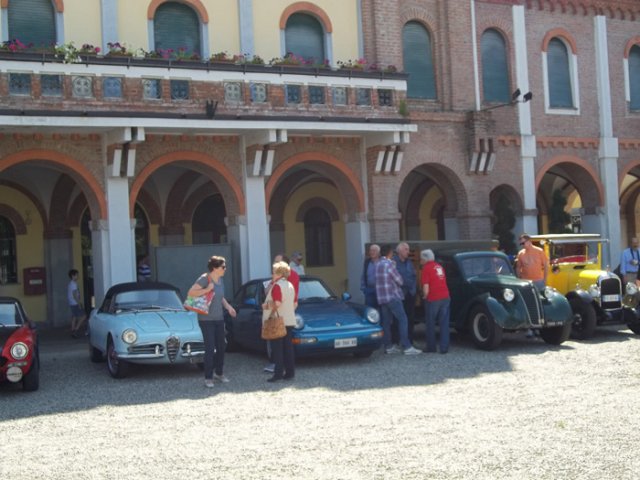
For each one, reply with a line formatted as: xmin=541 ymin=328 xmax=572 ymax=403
xmin=8 ymin=0 xmax=56 ymax=48
xmin=547 ymin=38 xmax=574 ymax=108
xmin=402 ymin=22 xmax=436 ymax=99
xmin=630 ymin=45 xmax=640 ymax=111
xmin=481 ymin=29 xmax=510 ymax=103
xmin=154 ymin=2 xmax=201 ymax=55
xmin=285 ymin=13 xmax=325 ymax=63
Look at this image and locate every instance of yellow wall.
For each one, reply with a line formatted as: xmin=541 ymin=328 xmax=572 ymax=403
xmin=0 ymin=187 xmax=47 ymax=322
xmin=253 ymin=0 xmax=360 ymax=62
xmin=208 ymin=0 xmax=240 ymax=55
xmin=117 ymin=0 xmax=150 ymax=50
xmin=64 ymin=0 xmax=102 ymax=47
xmin=418 ymin=187 xmax=442 ymax=240
xmin=282 ymin=182 xmax=347 ymax=295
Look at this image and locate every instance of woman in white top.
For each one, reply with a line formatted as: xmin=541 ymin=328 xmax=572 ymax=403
xmin=262 ymin=261 xmax=296 ymax=382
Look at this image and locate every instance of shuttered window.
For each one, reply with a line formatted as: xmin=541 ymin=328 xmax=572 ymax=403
xmin=8 ymin=0 xmax=56 ymax=48
xmin=0 ymin=216 xmax=18 ymax=284
xmin=154 ymin=2 xmax=201 ymax=56
xmin=481 ymin=29 xmax=510 ymax=103
xmin=284 ymin=13 xmax=325 ymax=63
xmin=402 ymin=21 xmax=436 ymax=99
xmin=547 ymin=38 xmax=574 ymax=108
xmin=304 ymin=207 xmax=333 ymax=267
xmin=630 ymin=45 xmax=640 ymax=111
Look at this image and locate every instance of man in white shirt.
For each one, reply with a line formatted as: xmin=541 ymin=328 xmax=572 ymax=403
xmin=289 ymin=251 xmax=305 ymax=275
xmin=67 ymin=269 xmax=86 ymax=338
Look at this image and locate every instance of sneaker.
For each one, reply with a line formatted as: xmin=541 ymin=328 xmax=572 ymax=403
xmin=403 ymin=346 xmax=422 ymax=355
xmin=385 ymin=345 xmax=401 ymax=354
xmin=213 ymin=373 xmax=230 ymax=383
xmin=263 ymin=363 xmax=275 ymax=373
xmin=526 ymin=329 xmax=535 ymax=338
xmin=204 ymin=379 xmax=215 ymax=388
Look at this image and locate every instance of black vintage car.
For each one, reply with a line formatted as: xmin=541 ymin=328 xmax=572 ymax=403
xmin=435 ymin=250 xmax=573 ymax=350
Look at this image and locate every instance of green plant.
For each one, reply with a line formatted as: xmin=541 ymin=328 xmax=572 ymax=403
xmin=54 ymin=41 xmax=81 ymax=64
xmin=398 ymin=99 xmax=409 ymax=117
xmin=210 ymin=51 xmax=231 ymax=62
xmin=247 ymin=54 xmax=264 ymax=65
xmin=106 ymin=42 xmax=132 ymax=57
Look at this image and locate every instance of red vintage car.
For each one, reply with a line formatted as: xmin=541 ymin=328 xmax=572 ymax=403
xmin=0 ymin=297 xmax=39 ymax=391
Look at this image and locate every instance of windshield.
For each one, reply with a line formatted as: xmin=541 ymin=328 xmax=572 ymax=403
xmin=548 ymin=242 xmax=599 ymax=264
xmin=298 ymin=279 xmax=336 ymax=302
xmin=0 ymin=303 xmax=22 ymax=326
xmin=459 ymin=256 xmax=513 ymax=279
xmin=113 ymin=289 xmax=183 ymax=311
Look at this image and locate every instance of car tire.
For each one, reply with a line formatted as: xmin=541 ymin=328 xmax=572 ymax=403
xmin=107 ymin=337 xmax=129 ymax=379
xmin=622 ymin=308 xmax=640 ymax=335
xmin=569 ymin=298 xmax=597 ymax=339
xmin=540 ymin=321 xmax=571 ymax=345
xmin=22 ymin=352 xmax=40 ymax=392
xmin=468 ymin=304 xmax=503 ymax=350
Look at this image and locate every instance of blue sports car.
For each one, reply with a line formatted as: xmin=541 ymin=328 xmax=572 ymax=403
xmin=227 ymin=276 xmax=383 ymax=358
xmin=88 ymin=282 xmax=204 ymax=378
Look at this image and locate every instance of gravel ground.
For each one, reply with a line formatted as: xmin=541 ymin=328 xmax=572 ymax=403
xmin=1 ymin=326 xmax=639 ymax=480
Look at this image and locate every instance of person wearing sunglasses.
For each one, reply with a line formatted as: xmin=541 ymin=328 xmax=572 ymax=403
xmin=187 ymin=255 xmax=236 ymax=388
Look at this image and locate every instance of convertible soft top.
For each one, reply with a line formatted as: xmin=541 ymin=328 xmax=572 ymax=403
xmin=103 ymin=282 xmax=180 ymax=300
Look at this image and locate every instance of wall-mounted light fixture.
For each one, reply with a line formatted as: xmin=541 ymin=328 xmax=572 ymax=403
xmin=481 ymin=88 xmax=532 ymax=112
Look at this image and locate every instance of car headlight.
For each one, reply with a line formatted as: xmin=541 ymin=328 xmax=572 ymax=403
xmin=544 ymin=286 xmax=556 ymax=299
xmin=294 ymin=315 xmax=305 ymax=330
xmin=502 ymin=289 xmax=515 ymax=302
xmin=588 ymin=284 xmax=601 ymax=299
xmin=366 ymin=307 xmax=380 ymax=324
xmin=10 ymin=342 xmax=29 ymax=360
xmin=121 ymin=329 xmax=138 ymax=344
xmin=626 ymin=282 xmax=639 ymax=296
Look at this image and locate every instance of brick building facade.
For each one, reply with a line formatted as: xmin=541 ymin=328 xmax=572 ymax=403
xmin=0 ymin=0 xmax=638 ymax=325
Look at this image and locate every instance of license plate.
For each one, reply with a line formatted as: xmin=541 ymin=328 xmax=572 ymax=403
xmin=334 ymin=338 xmax=357 ymax=348
xmin=602 ymin=294 xmax=619 ymax=302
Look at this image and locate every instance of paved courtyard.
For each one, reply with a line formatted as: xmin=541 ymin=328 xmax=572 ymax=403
xmin=1 ymin=326 xmax=639 ymax=479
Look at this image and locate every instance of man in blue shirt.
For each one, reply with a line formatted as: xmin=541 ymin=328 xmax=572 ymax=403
xmin=392 ymin=242 xmax=417 ymax=342
xmin=620 ymin=237 xmax=640 ymax=284
xmin=360 ymin=244 xmax=381 ymax=309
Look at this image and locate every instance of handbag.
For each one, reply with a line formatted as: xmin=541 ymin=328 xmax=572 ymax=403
xmin=261 ymin=307 xmax=286 ymax=340
xmin=184 ymin=276 xmax=214 ymax=315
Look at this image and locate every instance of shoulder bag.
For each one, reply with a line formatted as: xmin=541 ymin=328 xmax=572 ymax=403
xmin=261 ymin=281 xmax=287 ymax=340
xmin=184 ymin=275 xmax=214 ymax=315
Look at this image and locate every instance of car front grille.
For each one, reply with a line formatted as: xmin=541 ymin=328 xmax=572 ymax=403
xmin=519 ymin=285 xmax=543 ymax=325
xmin=166 ymin=336 xmax=180 ymax=362
xmin=600 ymin=277 xmax=622 ymax=309
xmin=181 ymin=341 xmax=205 ymax=355
xmin=129 ymin=344 xmax=163 ymax=355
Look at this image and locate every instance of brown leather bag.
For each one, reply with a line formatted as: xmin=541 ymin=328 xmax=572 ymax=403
xmin=261 ymin=307 xmax=286 ymax=340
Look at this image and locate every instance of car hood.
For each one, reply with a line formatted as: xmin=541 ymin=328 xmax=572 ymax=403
xmin=296 ymin=301 xmax=368 ymax=330
xmin=126 ymin=311 xmax=198 ymax=333
xmin=467 ymin=275 xmax=533 ymax=289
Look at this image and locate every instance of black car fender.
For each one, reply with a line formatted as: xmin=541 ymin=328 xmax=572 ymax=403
xmin=565 ymin=289 xmax=592 ymax=305
xmin=458 ymin=293 xmax=509 ymax=329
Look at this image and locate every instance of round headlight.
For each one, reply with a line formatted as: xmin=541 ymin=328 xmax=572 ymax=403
xmin=366 ymin=307 xmax=380 ymax=324
xmin=626 ymin=282 xmax=639 ymax=296
xmin=294 ymin=315 xmax=305 ymax=330
xmin=502 ymin=288 xmax=515 ymax=302
xmin=588 ymin=284 xmax=601 ymax=298
xmin=10 ymin=342 xmax=28 ymax=360
xmin=544 ymin=286 xmax=556 ymax=299
xmin=121 ymin=329 xmax=138 ymax=344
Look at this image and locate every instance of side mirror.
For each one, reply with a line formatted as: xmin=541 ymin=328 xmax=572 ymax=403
xmin=341 ymin=292 xmax=352 ymax=301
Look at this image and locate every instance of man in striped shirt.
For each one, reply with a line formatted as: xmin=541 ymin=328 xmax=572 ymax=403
xmin=375 ymin=244 xmax=422 ymax=355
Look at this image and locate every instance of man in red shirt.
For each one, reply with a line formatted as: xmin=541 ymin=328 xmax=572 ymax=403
xmin=420 ymin=249 xmax=451 ymax=354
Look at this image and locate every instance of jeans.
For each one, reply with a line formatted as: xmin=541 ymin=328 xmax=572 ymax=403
xmin=392 ymin=292 xmax=416 ymax=343
xmin=270 ymin=327 xmax=295 ymax=378
xmin=363 ymin=287 xmax=379 ymax=310
xmin=381 ymin=299 xmax=412 ymax=349
xmin=198 ymin=320 xmax=226 ymax=379
xmin=424 ymin=298 xmax=450 ymax=353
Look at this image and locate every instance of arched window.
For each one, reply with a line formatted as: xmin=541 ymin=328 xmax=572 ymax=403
xmin=630 ymin=44 xmax=640 ymax=111
xmin=304 ymin=207 xmax=333 ymax=266
xmin=8 ymin=0 xmax=56 ymax=47
xmin=402 ymin=21 xmax=436 ymax=99
xmin=284 ymin=13 xmax=325 ymax=63
xmin=192 ymin=195 xmax=227 ymax=244
xmin=154 ymin=1 xmax=201 ymax=56
xmin=0 ymin=216 xmax=18 ymax=284
xmin=481 ymin=29 xmax=510 ymax=103
xmin=547 ymin=38 xmax=574 ymax=108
